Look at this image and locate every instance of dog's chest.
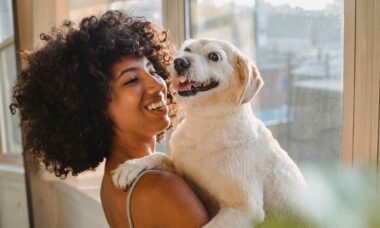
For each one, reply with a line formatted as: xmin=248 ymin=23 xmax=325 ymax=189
xmin=170 ymin=118 xmax=269 ymax=196
xmin=169 ymin=112 xmax=306 ymax=216
xmin=170 ymin=119 xmax=243 ymax=166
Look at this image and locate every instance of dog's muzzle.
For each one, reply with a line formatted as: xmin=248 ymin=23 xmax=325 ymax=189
xmin=173 ymin=57 xmax=219 ymax=97
xmin=174 ymin=57 xmax=191 ymax=74
xmin=176 ymin=79 xmax=219 ymax=97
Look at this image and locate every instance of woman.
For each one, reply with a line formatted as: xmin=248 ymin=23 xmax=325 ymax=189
xmin=10 ymin=10 xmax=209 ymax=227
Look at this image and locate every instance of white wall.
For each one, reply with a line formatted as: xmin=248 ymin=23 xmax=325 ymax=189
xmin=0 ymin=166 xmax=29 ymax=228
xmin=28 ymin=170 xmax=108 ymax=228
xmin=0 ymin=165 xmax=109 ymax=228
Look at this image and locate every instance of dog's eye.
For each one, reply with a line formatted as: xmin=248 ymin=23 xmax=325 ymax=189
xmin=208 ymin=52 xmax=222 ymax=62
xmin=184 ymin=47 xmax=191 ymax=52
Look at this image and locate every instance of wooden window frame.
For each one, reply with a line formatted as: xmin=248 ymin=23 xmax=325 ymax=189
xmin=343 ymin=0 xmax=380 ymax=170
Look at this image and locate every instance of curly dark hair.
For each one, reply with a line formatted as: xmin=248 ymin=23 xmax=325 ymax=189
xmin=9 ymin=10 xmax=176 ymax=178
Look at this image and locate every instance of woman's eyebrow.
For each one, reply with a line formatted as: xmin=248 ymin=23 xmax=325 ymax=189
xmin=117 ymin=62 xmax=153 ymax=80
xmin=117 ymin=67 xmax=137 ymax=80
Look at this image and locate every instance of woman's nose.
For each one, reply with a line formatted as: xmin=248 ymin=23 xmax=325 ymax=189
xmin=144 ymin=72 xmax=166 ymax=94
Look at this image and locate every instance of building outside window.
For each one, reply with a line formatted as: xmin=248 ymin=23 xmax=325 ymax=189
xmin=69 ymin=0 xmax=162 ymax=24
xmin=188 ymin=0 xmax=344 ymax=168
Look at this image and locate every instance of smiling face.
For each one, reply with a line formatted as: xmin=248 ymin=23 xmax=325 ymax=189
xmin=107 ymin=56 xmax=170 ymax=143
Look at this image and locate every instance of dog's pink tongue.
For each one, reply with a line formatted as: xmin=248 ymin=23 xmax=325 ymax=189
xmin=177 ymin=82 xmax=195 ymax=92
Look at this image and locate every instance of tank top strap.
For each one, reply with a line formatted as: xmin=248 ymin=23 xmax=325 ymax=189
xmin=126 ymin=170 xmax=152 ymax=228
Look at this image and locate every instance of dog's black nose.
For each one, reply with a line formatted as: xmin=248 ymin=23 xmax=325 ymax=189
xmin=174 ymin=57 xmax=190 ymax=73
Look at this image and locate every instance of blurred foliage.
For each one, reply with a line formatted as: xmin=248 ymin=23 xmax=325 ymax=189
xmin=257 ymin=166 xmax=380 ymax=228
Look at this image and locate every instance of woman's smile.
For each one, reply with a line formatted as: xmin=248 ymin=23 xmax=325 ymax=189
xmin=144 ymin=97 xmax=169 ymax=116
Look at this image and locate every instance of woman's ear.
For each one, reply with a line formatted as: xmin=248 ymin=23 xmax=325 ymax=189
xmin=236 ymin=55 xmax=264 ymax=104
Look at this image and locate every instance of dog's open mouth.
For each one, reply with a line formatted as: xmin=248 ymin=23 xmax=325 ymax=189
xmin=176 ymin=79 xmax=219 ymax=97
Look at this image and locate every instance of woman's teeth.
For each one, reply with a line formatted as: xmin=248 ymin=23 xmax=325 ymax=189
xmin=147 ymin=100 xmax=165 ymax=111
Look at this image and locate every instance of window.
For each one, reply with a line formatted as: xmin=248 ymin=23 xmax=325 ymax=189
xmin=188 ymin=0 xmax=344 ymax=167
xmin=0 ymin=0 xmax=22 ymax=155
xmin=69 ymin=0 xmax=163 ymax=25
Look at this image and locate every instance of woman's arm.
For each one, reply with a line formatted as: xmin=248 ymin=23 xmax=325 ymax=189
xmin=130 ymin=170 xmax=209 ymax=228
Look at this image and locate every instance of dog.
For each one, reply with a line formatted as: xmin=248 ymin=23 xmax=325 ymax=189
xmin=112 ymin=38 xmax=308 ymax=227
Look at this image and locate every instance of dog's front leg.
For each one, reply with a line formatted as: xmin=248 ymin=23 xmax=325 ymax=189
xmin=202 ymin=206 xmax=264 ymax=228
xmin=203 ymin=182 xmax=265 ymax=228
xmin=111 ymin=152 xmax=174 ymax=189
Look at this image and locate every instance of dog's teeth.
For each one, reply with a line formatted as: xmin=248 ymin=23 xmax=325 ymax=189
xmin=179 ymin=77 xmax=187 ymax=83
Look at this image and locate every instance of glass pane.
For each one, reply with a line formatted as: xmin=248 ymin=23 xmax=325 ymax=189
xmin=0 ymin=44 xmax=22 ymax=155
xmin=70 ymin=0 xmax=162 ymax=25
xmin=189 ymin=0 xmax=343 ymax=167
xmin=0 ymin=0 xmax=22 ymax=155
xmin=0 ymin=0 xmax=14 ymax=42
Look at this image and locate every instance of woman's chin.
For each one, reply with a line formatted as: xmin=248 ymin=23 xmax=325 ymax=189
xmin=160 ymin=116 xmax=171 ymax=130
xmin=151 ymin=116 xmax=170 ymax=133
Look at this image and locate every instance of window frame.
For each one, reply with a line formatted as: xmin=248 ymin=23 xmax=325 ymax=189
xmin=342 ymin=0 xmax=356 ymax=166
xmin=343 ymin=0 xmax=380 ymax=169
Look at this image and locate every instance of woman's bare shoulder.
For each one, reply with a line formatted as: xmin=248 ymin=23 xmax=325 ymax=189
xmin=101 ymin=173 xmax=129 ymax=228
xmin=131 ymin=170 xmax=209 ymax=228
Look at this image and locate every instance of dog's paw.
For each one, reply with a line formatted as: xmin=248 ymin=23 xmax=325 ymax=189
xmin=111 ymin=161 xmax=147 ymax=190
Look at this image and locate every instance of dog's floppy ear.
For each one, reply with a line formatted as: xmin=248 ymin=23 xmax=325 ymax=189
xmin=237 ymin=56 xmax=264 ymax=104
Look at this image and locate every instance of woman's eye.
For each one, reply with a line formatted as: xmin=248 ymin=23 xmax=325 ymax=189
xmin=150 ymin=71 xmax=159 ymax=77
xmin=123 ymin=77 xmax=138 ymax=85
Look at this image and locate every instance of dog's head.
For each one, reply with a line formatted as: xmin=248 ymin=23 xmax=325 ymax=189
xmin=170 ymin=38 xmax=263 ymax=108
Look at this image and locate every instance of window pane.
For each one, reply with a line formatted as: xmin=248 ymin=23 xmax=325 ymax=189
xmin=0 ymin=0 xmax=22 ymax=155
xmin=0 ymin=44 xmax=23 ymax=155
xmin=70 ymin=0 xmax=162 ymax=25
xmin=189 ymin=0 xmax=343 ymax=167
xmin=0 ymin=0 xmax=13 ymax=42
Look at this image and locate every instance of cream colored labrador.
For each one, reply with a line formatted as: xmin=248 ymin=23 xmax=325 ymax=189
xmin=112 ymin=38 xmax=308 ymax=227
